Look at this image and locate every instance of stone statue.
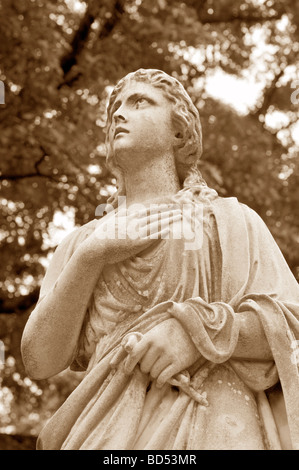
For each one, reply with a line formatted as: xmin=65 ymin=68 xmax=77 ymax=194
xmin=21 ymin=69 xmax=299 ymax=450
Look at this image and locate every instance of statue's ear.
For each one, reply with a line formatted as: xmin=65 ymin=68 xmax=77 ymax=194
xmin=174 ymin=129 xmax=184 ymax=149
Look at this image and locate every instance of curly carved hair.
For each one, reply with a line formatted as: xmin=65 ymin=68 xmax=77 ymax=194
xmin=105 ymin=69 xmax=214 ymax=206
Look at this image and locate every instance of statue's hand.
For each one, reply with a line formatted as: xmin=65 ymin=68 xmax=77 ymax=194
xmin=123 ymin=318 xmax=201 ymax=388
xmin=86 ymin=205 xmax=182 ymax=265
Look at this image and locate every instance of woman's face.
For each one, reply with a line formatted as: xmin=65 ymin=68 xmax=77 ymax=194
xmin=107 ymin=79 xmax=178 ymax=170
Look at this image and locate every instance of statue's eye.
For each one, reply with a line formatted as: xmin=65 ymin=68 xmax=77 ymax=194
xmin=135 ymin=97 xmax=147 ymax=107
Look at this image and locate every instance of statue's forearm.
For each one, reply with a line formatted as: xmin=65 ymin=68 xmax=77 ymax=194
xmin=170 ymin=300 xmax=273 ymax=364
xmin=232 ymin=310 xmax=273 ymax=361
xmin=21 ymin=242 xmax=106 ymax=380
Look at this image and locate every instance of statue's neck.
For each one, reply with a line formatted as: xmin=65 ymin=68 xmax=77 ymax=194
xmin=123 ymin=156 xmax=180 ymax=206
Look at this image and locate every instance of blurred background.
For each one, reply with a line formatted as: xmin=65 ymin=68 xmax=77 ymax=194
xmin=0 ymin=0 xmax=298 ymax=449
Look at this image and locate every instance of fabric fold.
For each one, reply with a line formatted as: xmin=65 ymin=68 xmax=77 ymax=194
xmin=169 ymin=298 xmax=240 ymax=363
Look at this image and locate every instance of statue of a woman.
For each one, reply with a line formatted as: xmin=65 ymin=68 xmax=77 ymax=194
xmin=21 ymin=69 xmax=299 ymax=450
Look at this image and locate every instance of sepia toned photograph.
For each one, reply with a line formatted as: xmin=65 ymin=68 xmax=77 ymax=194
xmin=0 ymin=0 xmax=299 ymax=453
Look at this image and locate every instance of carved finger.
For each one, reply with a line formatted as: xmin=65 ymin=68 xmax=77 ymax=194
xmin=139 ymin=213 xmax=182 ymax=239
xmin=156 ymin=364 xmax=177 ymax=389
xmin=137 ymin=209 xmax=181 ymax=229
xmin=139 ymin=349 xmax=161 ymax=374
xmin=123 ymin=338 xmax=151 ymax=375
xmin=139 ymin=209 xmax=182 ymax=226
xmin=128 ymin=205 xmax=178 ymax=221
xmin=149 ymin=357 xmax=172 ymax=379
xmin=109 ymin=347 xmax=127 ymax=369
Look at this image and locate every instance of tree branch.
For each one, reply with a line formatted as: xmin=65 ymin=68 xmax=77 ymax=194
xmin=251 ymin=68 xmax=285 ymax=117
xmin=200 ymin=11 xmax=285 ymax=24
xmin=0 ymin=146 xmax=58 ymax=182
xmin=58 ymin=0 xmax=126 ymax=88
xmin=0 ymin=171 xmax=58 ymax=182
xmin=60 ymin=8 xmax=96 ymax=77
xmin=98 ymin=0 xmax=125 ymax=40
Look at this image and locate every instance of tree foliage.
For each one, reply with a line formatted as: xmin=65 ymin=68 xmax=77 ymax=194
xmin=0 ymin=0 xmax=298 ymax=439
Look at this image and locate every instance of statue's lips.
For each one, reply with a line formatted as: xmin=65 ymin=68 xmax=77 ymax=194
xmin=114 ymin=127 xmax=129 ymax=138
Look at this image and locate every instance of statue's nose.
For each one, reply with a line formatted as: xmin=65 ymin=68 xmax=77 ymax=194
xmin=113 ymin=104 xmax=127 ymax=123
xmin=114 ymin=112 xmax=126 ymax=123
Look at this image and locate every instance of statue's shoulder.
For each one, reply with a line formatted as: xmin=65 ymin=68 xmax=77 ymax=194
xmin=210 ymin=195 xmax=242 ymax=212
xmin=212 ymin=195 xmax=256 ymax=214
xmin=212 ymin=196 xmax=267 ymax=230
xmin=54 ymin=219 xmax=98 ymax=256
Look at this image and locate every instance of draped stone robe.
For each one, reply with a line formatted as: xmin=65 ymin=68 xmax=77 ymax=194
xmin=36 ymin=188 xmax=299 ymax=450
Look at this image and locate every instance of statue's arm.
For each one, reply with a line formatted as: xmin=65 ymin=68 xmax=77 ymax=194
xmin=21 ymin=231 xmax=107 ymax=380
xmin=232 ymin=310 xmax=272 ymax=360
xmin=118 ymin=304 xmax=273 ymax=387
